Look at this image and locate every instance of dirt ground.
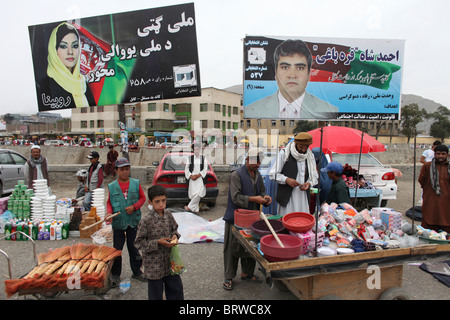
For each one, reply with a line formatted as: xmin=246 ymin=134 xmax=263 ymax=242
xmin=1 ymin=172 xmax=449 ymax=301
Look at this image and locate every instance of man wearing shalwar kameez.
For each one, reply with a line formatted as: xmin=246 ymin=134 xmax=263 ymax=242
xmin=184 ymin=144 xmax=208 ymax=213
xmin=270 ymin=132 xmax=318 ymax=216
xmin=418 ymin=145 xmax=450 ymax=233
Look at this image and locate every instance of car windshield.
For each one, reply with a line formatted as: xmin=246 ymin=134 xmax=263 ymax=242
xmin=162 ymin=154 xmax=189 ymax=171
xmin=260 ymin=153 xmax=276 ymax=168
xmin=332 ymin=153 xmax=382 ymax=166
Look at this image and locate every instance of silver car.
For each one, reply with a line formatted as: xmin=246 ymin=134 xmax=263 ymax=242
xmin=0 ymin=149 xmax=27 ymax=195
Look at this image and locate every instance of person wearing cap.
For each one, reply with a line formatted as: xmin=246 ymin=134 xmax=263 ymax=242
xmin=84 ymin=151 xmax=104 ymax=211
xmin=322 ymin=161 xmax=351 ymax=205
xmin=222 ymin=148 xmax=272 ymax=290
xmin=106 ymin=157 xmax=147 ymax=285
xmin=24 ymin=145 xmax=50 ymax=189
xmin=71 ymin=169 xmax=87 ymax=207
xmin=269 ymin=132 xmax=318 ymax=216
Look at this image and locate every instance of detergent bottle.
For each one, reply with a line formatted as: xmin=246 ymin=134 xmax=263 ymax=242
xmin=50 ymin=222 xmax=56 ymax=240
xmin=4 ymin=222 xmax=11 ymax=240
xmin=56 ymin=222 xmax=62 ymax=240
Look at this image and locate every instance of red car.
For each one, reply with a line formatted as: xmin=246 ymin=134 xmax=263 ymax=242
xmin=152 ymin=151 xmax=219 ymax=207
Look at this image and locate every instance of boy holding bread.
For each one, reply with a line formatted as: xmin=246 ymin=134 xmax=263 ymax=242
xmin=135 ymin=185 xmax=184 ymax=300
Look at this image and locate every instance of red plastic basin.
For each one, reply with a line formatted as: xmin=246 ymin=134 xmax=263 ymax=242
xmin=234 ymin=209 xmax=260 ymax=229
xmin=260 ymin=234 xmax=302 ymax=261
xmin=282 ymin=212 xmax=315 ymax=233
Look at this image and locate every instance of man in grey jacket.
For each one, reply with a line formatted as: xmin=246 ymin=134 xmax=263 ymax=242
xmin=245 ymin=39 xmax=338 ymax=119
xmin=84 ymin=151 xmax=104 ymax=211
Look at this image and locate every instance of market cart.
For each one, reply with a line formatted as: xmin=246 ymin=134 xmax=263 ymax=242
xmin=1 ymin=232 xmax=116 ymax=300
xmin=232 ymin=226 xmax=450 ymax=300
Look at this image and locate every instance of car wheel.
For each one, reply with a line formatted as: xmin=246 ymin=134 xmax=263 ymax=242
xmin=207 ymin=200 xmax=216 ymax=208
xmin=381 ymin=200 xmax=388 ymax=207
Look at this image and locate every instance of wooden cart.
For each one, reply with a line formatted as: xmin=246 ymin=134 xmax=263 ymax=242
xmin=232 ymin=226 xmax=450 ymax=300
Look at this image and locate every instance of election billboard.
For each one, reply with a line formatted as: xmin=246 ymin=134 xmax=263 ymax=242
xmin=243 ymin=35 xmax=405 ymax=120
xmin=29 ymin=3 xmax=201 ymax=111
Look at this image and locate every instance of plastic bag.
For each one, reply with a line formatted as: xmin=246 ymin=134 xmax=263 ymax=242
xmin=91 ymin=224 xmax=112 ymax=244
xmin=169 ymin=245 xmax=186 ymax=275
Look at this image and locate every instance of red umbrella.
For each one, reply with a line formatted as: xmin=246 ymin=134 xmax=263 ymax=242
xmin=307 ymin=126 xmax=386 ymax=154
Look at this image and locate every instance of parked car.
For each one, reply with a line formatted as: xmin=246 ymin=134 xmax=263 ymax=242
xmin=152 ymin=151 xmax=219 ymax=207
xmin=0 ymin=149 xmax=27 ymax=195
xmin=329 ymin=153 xmax=397 ymax=206
xmin=44 ymin=140 xmax=63 ymax=146
xmin=160 ymin=142 xmax=177 ymax=148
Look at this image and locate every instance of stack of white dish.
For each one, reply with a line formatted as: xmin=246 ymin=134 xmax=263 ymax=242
xmin=33 ymin=179 xmax=50 ymax=198
xmin=92 ymin=188 xmax=106 ymax=221
xmin=31 ymin=179 xmax=50 ymax=220
xmin=30 ymin=196 xmax=44 ymax=220
xmin=42 ymin=195 xmax=56 ymax=220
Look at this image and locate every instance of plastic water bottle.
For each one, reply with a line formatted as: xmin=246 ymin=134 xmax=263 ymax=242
xmin=119 ymin=278 xmax=131 ymax=294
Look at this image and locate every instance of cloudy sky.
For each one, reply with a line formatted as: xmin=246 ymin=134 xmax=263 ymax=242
xmin=2 ymin=0 xmax=449 ymax=117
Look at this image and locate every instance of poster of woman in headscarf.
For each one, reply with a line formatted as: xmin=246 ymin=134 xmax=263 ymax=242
xmin=29 ymin=3 xmax=201 ymax=112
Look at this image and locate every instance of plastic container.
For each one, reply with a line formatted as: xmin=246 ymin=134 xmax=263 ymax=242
xmin=282 ymin=212 xmax=315 ymax=233
xmin=234 ymin=209 xmax=260 ymax=229
xmin=4 ymin=222 xmax=11 ymax=240
xmin=119 ymin=278 xmax=131 ymax=294
xmin=50 ymin=223 xmax=56 ymax=240
xmin=260 ymin=234 xmax=302 ymax=262
xmin=56 ymin=223 xmax=62 ymax=240
xmin=251 ymin=219 xmax=286 ymax=241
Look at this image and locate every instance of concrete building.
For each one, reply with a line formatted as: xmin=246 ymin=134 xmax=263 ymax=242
xmin=70 ymin=87 xmax=241 ymax=144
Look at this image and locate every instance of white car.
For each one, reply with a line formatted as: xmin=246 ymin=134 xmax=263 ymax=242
xmin=329 ymin=153 xmax=397 ymax=206
xmin=44 ymin=140 xmax=63 ymax=146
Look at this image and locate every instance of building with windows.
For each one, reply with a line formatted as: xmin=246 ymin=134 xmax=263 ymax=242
xmin=70 ymin=87 xmax=241 ymax=143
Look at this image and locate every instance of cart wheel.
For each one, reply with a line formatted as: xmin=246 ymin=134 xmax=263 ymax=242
xmin=80 ymin=294 xmax=103 ymax=300
xmin=319 ymin=295 xmax=342 ymax=300
xmin=33 ymin=291 xmax=59 ymax=299
xmin=379 ymin=287 xmax=411 ymax=300
xmin=273 ymin=280 xmax=290 ymax=292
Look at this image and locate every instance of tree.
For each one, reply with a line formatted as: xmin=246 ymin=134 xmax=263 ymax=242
xmin=293 ymin=120 xmax=318 ymax=135
xmin=400 ymin=103 xmax=427 ymax=143
xmin=429 ymin=105 xmax=450 ymax=142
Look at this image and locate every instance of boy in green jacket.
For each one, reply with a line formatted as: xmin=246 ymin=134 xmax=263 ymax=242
xmin=106 ymin=157 xmax=147 ymax=286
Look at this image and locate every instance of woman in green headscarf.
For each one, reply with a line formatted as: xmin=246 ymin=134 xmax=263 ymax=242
xmin=38 ymin=22 xmax=95 ymax=109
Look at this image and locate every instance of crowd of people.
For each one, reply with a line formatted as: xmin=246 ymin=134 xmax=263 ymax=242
xmin=16 ymin=132 xmax=448 ymax=299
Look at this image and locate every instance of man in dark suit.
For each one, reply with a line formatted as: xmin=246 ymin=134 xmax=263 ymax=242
xmin=245 ymin=39 xmax=338 ymax=119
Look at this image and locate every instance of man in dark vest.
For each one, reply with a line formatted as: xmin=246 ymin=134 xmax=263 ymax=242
xmin=270 ymin=132 xmax=318 ymax=216
xmin=222 ymin=148 xmax=272 ymax=290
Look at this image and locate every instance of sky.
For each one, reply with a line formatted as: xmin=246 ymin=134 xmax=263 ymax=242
xmin=2 ymin=0 xmax=450 ymax=117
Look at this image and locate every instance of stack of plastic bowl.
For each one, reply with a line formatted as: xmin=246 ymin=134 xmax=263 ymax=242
xmin=31 ymin=179 xmax=50 ymax=220
xmin=30 ymin=196 xmax=43 ymax=220
xmin=42 ymin=195 xmax=56 ymax=220
xmin=234 ymin=209 xmax=260 ymax=229
xmin=33 ymin=179 xmax=50 ymax=198
xmin=92 ymin=188 xmax=106 ymax=221
xmin=260 ymin=234 xmax=302 ymax=262
xmin=251 ymin=219 xmax=286 ymax=241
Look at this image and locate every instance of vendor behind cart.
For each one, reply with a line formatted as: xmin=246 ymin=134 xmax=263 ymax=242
xmin=222 ymin=148 xmax=272 ymax=290
xmin=322 ymin=161 xmax=351 ymax=205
